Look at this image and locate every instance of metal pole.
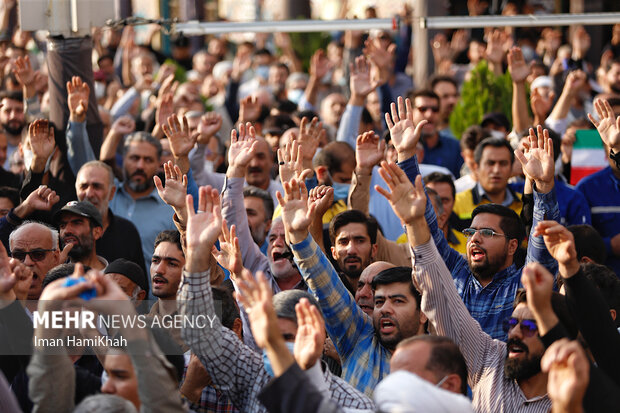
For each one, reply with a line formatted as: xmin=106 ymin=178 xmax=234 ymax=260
xmin=175 ymin=18 xmax=397 ymax=35
xmin=413 ymin=0 xmax=428 ymax=89
xmin=422 ymin=12 xmax=620 ymax=29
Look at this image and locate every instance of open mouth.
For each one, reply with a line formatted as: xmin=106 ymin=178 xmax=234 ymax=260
xmin=152 ymin=276 xmax=168 ymax=287
xmin=272 ymin=251 xmax=292 ymax=263
xmin=380 ymin=318 xmax=396 ymax=334
xmin=63 ymin=236 xmax=79 ymax=244
xmin=470 ymin=246 xmax=486 ymax=262
xmin=359 ymin=304 xmax=373 ymax=313
xmin=508 ymin=343 xmax=527 ymax=358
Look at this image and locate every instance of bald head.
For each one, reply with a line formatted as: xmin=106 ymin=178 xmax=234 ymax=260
xmin=356 ymin=261 xmax=396 ymax=316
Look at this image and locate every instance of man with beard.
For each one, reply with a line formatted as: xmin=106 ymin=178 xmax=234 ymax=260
xmin=384 ymin=100 xmax=559 ymax=341
xmin=55 ymin=200 xmax=107 ymax=270
xmin=409 ymin=89 xmax=463 ymax=178
xmin=243 ymin=185 xmax=273 ymax=254
xmin=74 ymin=161 xmax=146 ymax=279
xmin=602 ymin=57 xmax=620 ymax=95
xmin=279 ymin=178 xmax=426 ymax=396
xmin=0 ymin=91 xmax=25 ymax=170
xmin=391 ymin=163 xmax=576 ymax=412
xmin=106 ymin=132 xmax=177 ymax=270
xmin=430 ymin=76 xmax=460 ymax=137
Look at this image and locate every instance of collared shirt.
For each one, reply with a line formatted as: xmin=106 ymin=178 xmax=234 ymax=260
xmin=475 ymin=182 xmax=516 ymax=207
xmin=399 ymin=155 xmax=559 ymax=341
xmin=177 ymin=269 xmax=374 ymax=413
xmin=576 ymin=166 xmax=620 ymax=276
xmin=411 ymin=239 xmax=551 ymax=413
xmin=291 ymin=234 xmax=391 ymax=396
xmin=454 ymin=183 xmax=523 ymax=227
xmin=109 ymin=181 xmax=177 ymax=271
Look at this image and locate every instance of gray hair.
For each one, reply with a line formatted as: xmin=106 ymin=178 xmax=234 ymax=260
xmin=9 ymin=221 xmax=59 ymax=251
xmin=184 ymin=110 xmax=203 ymax=120
xmin=272 ymin=290 xmax=322 ymax=323
xmin=78 ymin=160 xmax=115 ymax=188
xmin=73 ymin=394 xmax=137 ymax=413
xmin=243 ymin=185 xmax=274 ymax=221
xmin=130 ymin=284 xmax=143 ymax=302
xmin=123 ymin=131 xmax=162 ymax=159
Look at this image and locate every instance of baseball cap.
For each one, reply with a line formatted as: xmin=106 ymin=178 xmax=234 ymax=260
xmin=54 ymin=200 xmax=103 ymax=227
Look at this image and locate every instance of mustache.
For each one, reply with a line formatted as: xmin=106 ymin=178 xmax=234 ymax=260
xmin=507 ymin=338 xmax=529 ymax=353
xmin=248 ymin=167 xmax=263 ymax=174
xmin=131 ymin=170 xmax=147 ymax=177
xmin=152 ymin=274 xmax=169 ymax=283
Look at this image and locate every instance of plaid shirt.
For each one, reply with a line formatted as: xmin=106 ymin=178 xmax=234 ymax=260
xmin=184 ymin=387 xmax=238 ymax=413
xmin=177 ymin=269 xmax=374 ymax=413
xmin=291 ymin=235 xmax=392 ymax=396
xmin=399 ymin=155 xmax=559 ymax=341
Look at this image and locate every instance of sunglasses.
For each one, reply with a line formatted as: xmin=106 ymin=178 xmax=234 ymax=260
xmin=11 ymin=249 xmax=56 ymax=262
xmin=503 ymin=317 xmax=538 ymax=337
xmin=415 ymin=106 xmax=439 ymax=113
xmin=462 ymin=228 xmax=508 ymax=239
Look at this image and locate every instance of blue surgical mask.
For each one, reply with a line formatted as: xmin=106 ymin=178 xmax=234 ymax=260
xmin=331 ymin=181 xmax=350 ymax=202
xmin=255 ymin=65 xmax=270 ymax=80
xmin=287 ymin=88 xmax=304 ymax=104
xmin=263 ymin=341 xmax=296 ymax=377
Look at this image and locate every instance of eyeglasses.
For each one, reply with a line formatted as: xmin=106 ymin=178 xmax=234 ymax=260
xmin=11 ymin=249 xmax=56 ymax=262
xmin=503 ymin=317 xmax=538 ymax=337
xmin=462 ymin=228 xmax=508 ymax=239
xmin=415 ymin=106 xmax=439 ymax=113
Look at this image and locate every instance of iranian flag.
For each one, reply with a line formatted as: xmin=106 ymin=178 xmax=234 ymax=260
xmin=570 ymin=129 xmax=608 ymax=186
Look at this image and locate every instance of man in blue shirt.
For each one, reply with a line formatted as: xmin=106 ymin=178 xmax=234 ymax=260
xmin=386 ymin=99 xmax=559 ymax=340
xmin=410 ymin=89 xmax=463 ymax=178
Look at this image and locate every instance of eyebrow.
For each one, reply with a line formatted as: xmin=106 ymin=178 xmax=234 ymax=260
xmin=152 ymin=255 xmax=182 ymax=264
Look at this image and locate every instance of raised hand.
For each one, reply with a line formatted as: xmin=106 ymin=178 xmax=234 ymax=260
xmin=13 ymin=55 xmax=36 ymax=89
xmin=309 ymin=49 xmax=333 ymax=80
xmin=293 ymin=298 xmax=326 ymax=370
xmin=588 ymin=98 xmax=620 ymax=150
xmin=375 ymin=162 xmax=426 ymax=225
xmin=308 ymin=185 xmax=333 ymax=221
xmin=212 ymin=220 xmax=243 ymax=279
xmin=278 ymin=140 xmax=313 ymax=184
xmin=15 ymin=185 xmax=60 ymax=218
xmin=533 ymin=221 xmax=579 ymax=278
xmin=0 ymin=242 xmax=17 ymax=302
xmin=236 ymin=269 xmax=282 ymax=351
xmin=514 ymin=125 xmax=555 ymax=193
xmin=349 ymin=55 xmax=377 ymax=103
xmin=197 ymin=112 xmax=223 ymax=145
xmin=364 ymin=38 xmax=396 ymax=86
xmin=521 ymin=262 xmax=555 ymax=326
xmin=485 ymin=30 xmax=505 ymax=64
xmin=155 ymin=93 xmax=174 ymax=132
xmin=66 ymin=76 xmax=90 ymax=123
xmin=384 ymin=96 xmax=427 ymax=162
xmin=355 ymin=131 xmax=385 ymax=174
xmin=231 ymin=51 xmax=252 ymax=82
xmin=185 ymin=186 xmax=222 ymax=272
xmin=239 ymin=95 xmax=261 ymax=123
xmin=158 ymin=73 xmax=178 ymax=99
xmin=10 ymin=260 xmax=33 ymax=301
xmin=227 ymin=122 xmax=259 ymax=178
xmin=541 ymin=339 xmax=590 ymax=413
xmin=163 ymin=114 xmax=197 ymax=159
xmin=530 ymin=88 xmax=555 ymax=123
xmin=276 ymin=179 xmax=316 ymax=245
xmin=109 ymin=115 xmax=136 ymax=137
xmin=507 ymin=47 xmax=528 ymax=83
xmin=28 ymin=119 xmax=55 ymax=172
xmin=296 ymin=116 xmax=323 ymax=167
xmin=154 ymin=161 xmax=188 ymax=213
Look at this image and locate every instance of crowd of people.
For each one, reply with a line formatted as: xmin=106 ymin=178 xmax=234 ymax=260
xmin=1 ymin=1 xmax=620 ymax=412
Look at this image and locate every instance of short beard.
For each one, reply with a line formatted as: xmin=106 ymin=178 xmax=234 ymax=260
xmin=65 ymin=238 xmax=94 ymax=261
xmin=469 ymin=243 xmax=508 ymax=282
xmin=504 ymin=351 xmax=542 ymax=381
xmin=611 ymin=83 xmax=620 ymax=94
xmin=124 ymin=167 xmax=153 ymax=193
xmin=2 ymin=121 xmax=23 ymax=136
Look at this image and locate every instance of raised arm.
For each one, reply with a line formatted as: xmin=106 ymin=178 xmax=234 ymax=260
xmin=348 ymin=131 xmax=385 ymax=214
xmin=279 ymin=178 xmax=373 ymax=359
xmin=178 ymin=186 xmax=265 ymax=410
xmin=536 ymin=220 xmax=620 ymax=385
xmin=515 ymin=126 xmax=560 ymax=273
xmin=65 ymin=76 xmax=95 ymax=174
xmin=507 ymin=47 xmax=531 ymax=135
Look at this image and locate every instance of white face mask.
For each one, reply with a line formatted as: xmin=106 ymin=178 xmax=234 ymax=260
xmin=22 ymin=148 xmax=33 ymax=169
xmin=204 ymin=160 xmax=215 ymax=173
xmin=489 ymin=129 xmax=507 ymax=140
xmin=94 ymin=81 xmax=106 ymax=100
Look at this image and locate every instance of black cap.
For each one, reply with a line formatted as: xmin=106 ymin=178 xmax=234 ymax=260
xmin=104 ymin=258 xmax=148 ymax=292
xmin=480 ymin=112 xmax=511 ymax=132
xmin=54 ymin=200 xmax=103 ymax=227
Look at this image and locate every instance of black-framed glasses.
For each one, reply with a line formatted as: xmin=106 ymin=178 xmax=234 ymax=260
xmin=462 ymin=228 xmax=508 ymax=239
xmin=503 ymin=317 xmax=538 ymax=337
xmin=11 ymin=249 xmax=56 ymax=262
